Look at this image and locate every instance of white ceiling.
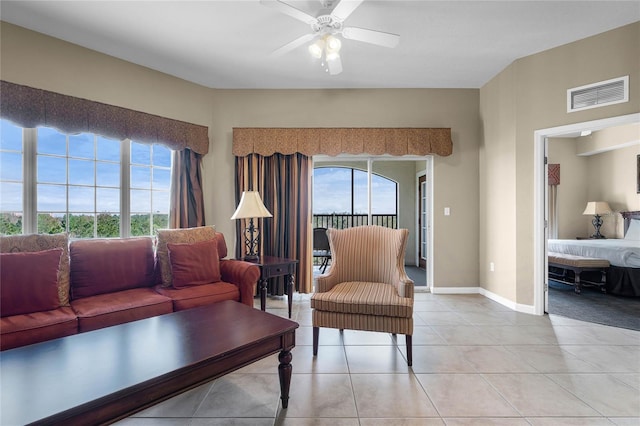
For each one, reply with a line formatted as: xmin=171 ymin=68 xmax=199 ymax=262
xmin=2 ymin=1 xmax=639 ymax=89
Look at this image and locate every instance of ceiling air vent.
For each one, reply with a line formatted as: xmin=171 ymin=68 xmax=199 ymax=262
xmin=567 ymin=76 xmax=628 ymax=113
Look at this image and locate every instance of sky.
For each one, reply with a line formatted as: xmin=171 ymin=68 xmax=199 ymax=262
xmin=313 ymin=166 xmax=397 ymax=215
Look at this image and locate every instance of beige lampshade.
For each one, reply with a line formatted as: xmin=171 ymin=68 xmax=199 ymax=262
xmin=230 ymin=191 xmax=273 ymax=220
xmin=582 ymin=201 xmax=612 ymax=216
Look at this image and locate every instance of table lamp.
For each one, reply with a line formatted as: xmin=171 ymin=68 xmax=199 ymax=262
xmin=231 ymin=191 xmax=272 ymax=261
xmin=582 ymin=201 xmax=611 ymax=239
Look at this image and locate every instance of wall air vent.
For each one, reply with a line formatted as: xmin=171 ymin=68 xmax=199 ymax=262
xmin=567 ymin=76 xmax=628 ymax=113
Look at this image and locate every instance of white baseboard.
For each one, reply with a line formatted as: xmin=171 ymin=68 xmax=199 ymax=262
xmin=430 ymin=286 xmax=538 ymax=315
xmin=430 ymin=286 xmax=480 ymax=294
xmin=479 ymin=287 xmax=537 ymax=315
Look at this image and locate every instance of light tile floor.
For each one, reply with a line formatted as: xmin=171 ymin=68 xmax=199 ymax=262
xmin=116 ymin=291 xmax=640 ymax=426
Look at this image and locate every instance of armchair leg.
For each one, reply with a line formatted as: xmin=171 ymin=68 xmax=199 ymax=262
xmin=406 ymin=335 xmax=413 ymax=366
xmin=313 ymin=327 xmax=319 ymax=356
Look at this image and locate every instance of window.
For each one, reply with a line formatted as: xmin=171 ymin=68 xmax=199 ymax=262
xmin=0 ymin=119 xmax=172 ymax=237
xmin=313 ymin=166 xmax=397 ymax=228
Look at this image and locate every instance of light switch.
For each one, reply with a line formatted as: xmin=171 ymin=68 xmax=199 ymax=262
xmin=444 ymin=207 xmax=450 ymax=216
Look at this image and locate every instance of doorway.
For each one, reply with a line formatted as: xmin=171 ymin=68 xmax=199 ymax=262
xmin=312 ymin=155 xmax=432 ymax=288
xmin=533 ymin=112 xmax=640 ymax=315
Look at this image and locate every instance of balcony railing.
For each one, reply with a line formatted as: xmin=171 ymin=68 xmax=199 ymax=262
xmin=312 ymin=214 xmax=397 ymax=230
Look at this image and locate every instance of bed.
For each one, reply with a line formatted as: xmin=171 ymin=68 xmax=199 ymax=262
xmin=548 ymin=211 xmax=640 ymax=296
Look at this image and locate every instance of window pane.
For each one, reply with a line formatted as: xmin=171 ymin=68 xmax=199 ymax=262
xmin=37 ymin=184 xmax=66 ymax=211
xmin=38 ymin=127 xmax=66 ymax=155
xmin=0 ymin=120 xmax=22 ymax=151
xmin=0 ymin=182 xmax=22 ymax=211
xmin=97 ymin=213 xmax=120 ymax=238
xmin=152 ymin=145 xmax=172 ymax=167
xmin=0 ymin=152 xmax=22 ymax=181
xmin=68 ymin=213 xmax=94 ymax=238
xmin=97 ymin=162 xmax=120 ymax=187
xmin=69 ymin=186 xmax=94 ymax=212
xmin=313 ymin=167 xmax=352 ymax=214
xmin=131 ymin=189 xmax=151 ymax=212
xmin=152 ymin=191 xmax=169 ymax=214
xmin=371 ymin=174 xmax=397 ymax=214
xmin=353 ymin=170 xmax=368 ymax=214
xmin=38 ymin=156 xmax=67 ymax=184
xmin=97 ymin=187 xmax=120 ymax=212
xmin=131 ymin=166 xmax=151 ymax=189
xmin=97 ymin=136 xmax=120 ymax=161
xmin=131 ymin=142 xmax=150 ymax=165
xmin=37 ymin=213 xmax=65 ymax=235
xmin=0 ymin=212 xmax=22 ymax=235
xmin=153 ymin=214 xmax=168 ymax=233
xmin=69 ymin=159 xmax=95 ymax=185
xmin=131 ymin=214 xmax=150 ymax=236
xmin=69 ymin=133 xmax=94 ymax=159
xmin=152 ymin=168 xmax=170 ymax=190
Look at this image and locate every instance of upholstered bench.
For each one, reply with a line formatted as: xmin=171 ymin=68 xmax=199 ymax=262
xmin=548 ymin=252 xmax=610 ymax=294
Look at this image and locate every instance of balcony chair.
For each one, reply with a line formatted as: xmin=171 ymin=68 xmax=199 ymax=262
xmin=311 ymin=225 xmax=414 ymax=366
xmin=312 ymin=227 xmax=331 ymax=274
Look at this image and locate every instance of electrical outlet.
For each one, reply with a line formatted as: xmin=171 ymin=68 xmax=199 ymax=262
xmin=489 ymin=262 xmax=495 ymax=272
xmin=444 ymin=207 xmax=450 ymax=216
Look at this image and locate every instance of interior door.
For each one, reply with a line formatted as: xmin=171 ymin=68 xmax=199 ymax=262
xmin=419 ymin=174 xmax=427 ymax=269
xmin=544 ymin=137 xmax=550 ymax=313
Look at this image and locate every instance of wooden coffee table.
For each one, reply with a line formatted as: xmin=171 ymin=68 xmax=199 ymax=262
xmin=1 ymin=300 xmax=298 ymax=425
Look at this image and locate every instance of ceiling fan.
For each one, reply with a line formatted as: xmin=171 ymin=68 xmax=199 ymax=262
xmin=260 ymin=0 xmax=400 ymax=75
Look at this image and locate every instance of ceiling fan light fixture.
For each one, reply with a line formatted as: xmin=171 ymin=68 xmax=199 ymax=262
xmin=326 ymin=51 xmax=340 ymax=62
xmin=308 ymin=40 xmax=324 ymax=59
xmin=325 ymin=35 xmax=341 ymax=53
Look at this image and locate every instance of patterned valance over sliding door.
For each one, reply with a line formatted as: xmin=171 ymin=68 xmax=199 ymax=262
xmin=232 ymin=127 xmax=452 ymax=157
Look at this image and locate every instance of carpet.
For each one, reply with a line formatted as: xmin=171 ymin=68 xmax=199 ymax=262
xmin=548 ymin=280 xmax=640 ymax=331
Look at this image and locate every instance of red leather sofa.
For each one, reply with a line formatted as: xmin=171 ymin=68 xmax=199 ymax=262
xmin=0 ymin=228 xmax=260 ymax=350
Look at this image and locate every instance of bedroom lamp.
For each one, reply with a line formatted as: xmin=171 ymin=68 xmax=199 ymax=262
xmin=583 ymin=201 xmax=612 ymax=239
xmin=231 ymin=191 xmax=273 ymax=262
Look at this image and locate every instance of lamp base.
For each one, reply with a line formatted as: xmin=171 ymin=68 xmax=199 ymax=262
xmin=243 ymin=254 xmax=260 ymax=262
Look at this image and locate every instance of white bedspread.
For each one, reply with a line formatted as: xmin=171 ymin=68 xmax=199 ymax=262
xmin=548 ymin=239 xmax=640 ymax=268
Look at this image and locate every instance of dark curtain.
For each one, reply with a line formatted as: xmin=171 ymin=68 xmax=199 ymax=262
xmin=170 ymin=149 xmax=205 ymax=229
xmin=235 ymin=153 xmax=312 ymax=294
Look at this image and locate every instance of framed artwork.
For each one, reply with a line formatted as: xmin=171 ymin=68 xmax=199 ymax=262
xmin=638 ymin=154 xmax=640 ymax=194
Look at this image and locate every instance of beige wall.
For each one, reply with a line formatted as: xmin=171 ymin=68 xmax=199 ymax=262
xmin=1 ymin=21 xmax=480 ymax=290
xmin=208 ymin=89 xmax=480 ymax=288
xmin=480 ymin=22 xmax=640 ymax=306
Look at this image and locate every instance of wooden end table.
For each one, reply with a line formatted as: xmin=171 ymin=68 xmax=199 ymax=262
xmin=249 ymin=256 xmax=298 ymax=318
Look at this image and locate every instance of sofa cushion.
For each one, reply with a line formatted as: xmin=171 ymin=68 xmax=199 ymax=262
xmin=70 ymin=237 xmax=155 ymax=299
xmin=70 ymin=288 xmax=173 ymax=332
xmin=155 ymin=226 xmax=219 ymax=287
xmin=0 ymin=248 xmax=63 ymax=317
xmin=0 ymin=307 xmax=78 ymax=351
xmin=155 ymin=282 xmax=240 ymax=311
xmin=0 ymin=233 xmax=70 ymax=306
xmin=168 ymin=239 xmax=221 ymax=288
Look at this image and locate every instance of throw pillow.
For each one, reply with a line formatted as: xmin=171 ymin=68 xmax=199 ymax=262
xmin=155 ymin=226 xmax=216 ymax=287
xmin=0 ymin=233 xmax=70 ymax=306
xmin=0 ymin=248 xmax=63 ymax=317
xmin=167 ymin=239 xmax=221 ymax=288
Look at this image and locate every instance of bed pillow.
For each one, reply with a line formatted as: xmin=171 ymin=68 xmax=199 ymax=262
xmin=167 ymin=239 xmax=221 ymax=288
xmin=624 ymin=219 xmax=640 ymax=240
xmin=0 ymin=248 xmax=63 ymax=317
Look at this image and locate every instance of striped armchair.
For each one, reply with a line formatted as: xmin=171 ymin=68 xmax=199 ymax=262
xmin=311 ymin=225 xmax=414 ymax=366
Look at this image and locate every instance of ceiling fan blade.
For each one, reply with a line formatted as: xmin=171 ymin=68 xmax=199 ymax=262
xmin=327 ymin=55 xmax=343 ymax=75
xmin=331 ymin=0 xmax=364 ymax=21
xmin=342 ymin=26 xmax=400 ymax=48
xmin=260 ymin=0 xmax=317 ymax=25
xmin=272 ymin=33 xmax=316 ymax=56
